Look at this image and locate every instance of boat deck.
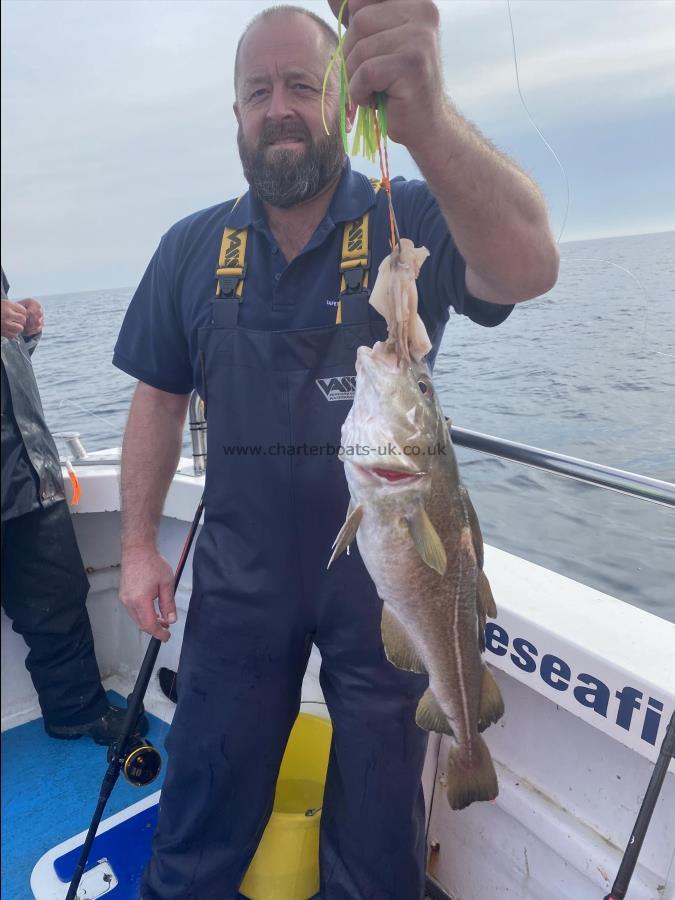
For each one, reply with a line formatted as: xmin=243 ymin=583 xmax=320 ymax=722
xmin=2 ymin=689 xmax=310 ymax=900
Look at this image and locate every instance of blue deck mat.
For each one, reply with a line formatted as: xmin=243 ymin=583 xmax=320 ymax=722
xmin=2 ymin=690 xmax=320 ymax=899
xmin=1 ymin=691 xmax=168 ymax=900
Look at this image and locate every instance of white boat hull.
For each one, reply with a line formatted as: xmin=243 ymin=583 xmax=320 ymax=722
xmin=3 ymin=456 xmax=673 ymax=900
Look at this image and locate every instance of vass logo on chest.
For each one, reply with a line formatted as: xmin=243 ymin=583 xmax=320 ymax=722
xmin=316 ymin=376 xmax=356 ymax=401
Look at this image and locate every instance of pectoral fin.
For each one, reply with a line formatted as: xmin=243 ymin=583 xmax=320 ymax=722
xmin=415 ymin=688 xmax=454 ymax=737
xmin=327 ymin=502 xmax=363 ymax=568
xmin=381 ymin=605 xmax=426 ymax=674
xmin=405 ymin=508 xmax=447 ymax=576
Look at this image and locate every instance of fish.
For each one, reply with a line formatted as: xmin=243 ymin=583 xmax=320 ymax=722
xmin=329 ymin=239 xmax=504 ymax=810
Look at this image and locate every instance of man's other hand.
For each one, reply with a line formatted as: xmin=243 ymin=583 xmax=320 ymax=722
xmin=1 ymin=299 xmax=28 ymax=339
xmin=120 ymin=546 xmax=177 ymax=642
xmin=16 ymin=299 xmax=44 ymax=336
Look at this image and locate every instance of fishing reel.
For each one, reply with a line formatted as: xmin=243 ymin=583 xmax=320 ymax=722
xmin=108 ymin=734 xmax=162 ymax=787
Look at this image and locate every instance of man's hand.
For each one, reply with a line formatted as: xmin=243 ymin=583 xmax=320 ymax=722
xmin=1 ymin=299 xmax=28 ymax=339
xmin=120 ymin=546 xmax=177 ymax=642
xmin=16 ymin=299 xmax=44 ymax=336
xmin=329 ymin=0 xmax=444 ymax=149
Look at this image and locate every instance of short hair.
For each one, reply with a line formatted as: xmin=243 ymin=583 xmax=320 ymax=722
xmin=234 ymin=5 xmax=339 ymax=95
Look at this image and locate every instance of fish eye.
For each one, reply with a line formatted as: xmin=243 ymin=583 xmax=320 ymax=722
xmin=417 ymin=379 xmax=432 ymax=396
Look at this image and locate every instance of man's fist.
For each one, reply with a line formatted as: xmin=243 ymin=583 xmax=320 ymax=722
xmin=1 ymin=299 xmax=28 ymax=339
xmin=327 ymin=0 xmax=444 ymax=150
xmin=16 ymin=299 xmax=44 ymax=336
xmin=1 ymin=298 xmax=44 ymax=339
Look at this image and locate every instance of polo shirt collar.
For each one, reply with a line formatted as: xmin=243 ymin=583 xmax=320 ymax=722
xmin=224 ymin=159 xmax=378 ymax=231
xmin=328 ymin=159 xmax=378 ymax=224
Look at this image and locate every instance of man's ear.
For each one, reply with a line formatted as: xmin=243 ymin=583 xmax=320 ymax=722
xmin=233 ymin=101 xmax=241 ymax=125
xmin=344 ymin=99 xmax=358 ymax=134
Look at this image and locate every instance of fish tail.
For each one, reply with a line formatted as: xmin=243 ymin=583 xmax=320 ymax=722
xmin=445 ymin=734 xmax=498 ymax=810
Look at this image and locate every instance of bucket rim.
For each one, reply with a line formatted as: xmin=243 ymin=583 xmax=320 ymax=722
xmin=295 ymin=710 xmax=332 ymax=724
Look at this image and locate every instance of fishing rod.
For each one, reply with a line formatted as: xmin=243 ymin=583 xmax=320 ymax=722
xmin=603 ymin=710 xmax=675 ymax=900
xmin=64 ymin=494 xmax=205 ymax=900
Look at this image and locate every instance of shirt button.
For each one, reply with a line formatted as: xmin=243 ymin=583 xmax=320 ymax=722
xmin=274 ymin=273 xmax=281 ymax=282
xmin=271 ymin=246 xmax=278 ymax=255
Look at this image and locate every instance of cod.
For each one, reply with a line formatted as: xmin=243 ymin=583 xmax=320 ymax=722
xmin=330 ymin=240 xmax=504 ymax=810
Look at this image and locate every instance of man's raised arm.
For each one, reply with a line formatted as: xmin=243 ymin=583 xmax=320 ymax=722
xmin=334 ymin=0 xmax=560 ymax=305
xmin=120 ymin=382 xmax=190 ymax=642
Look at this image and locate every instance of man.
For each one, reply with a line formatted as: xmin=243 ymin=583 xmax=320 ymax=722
xmin=1 ymin=266 xmax=147 ymax=745
xmin=114 ymin=3 xmax=558 ymax=897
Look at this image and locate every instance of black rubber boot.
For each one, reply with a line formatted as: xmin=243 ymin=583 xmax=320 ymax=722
xmin=45 ymin=705 xmax=149 ymax=746
xmin=158 ymin=667 xmax=178 ymax=703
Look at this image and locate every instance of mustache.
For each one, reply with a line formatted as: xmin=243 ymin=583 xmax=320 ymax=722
xmin=260 ymin=120 xmax=312 ymax=146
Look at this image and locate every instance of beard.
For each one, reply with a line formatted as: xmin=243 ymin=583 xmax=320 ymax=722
xmin=237 ymin=116 xmax=346 ymax=209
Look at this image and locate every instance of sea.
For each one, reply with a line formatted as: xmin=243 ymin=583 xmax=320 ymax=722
xmin=30 ymin=230 xmax=675 ymax=623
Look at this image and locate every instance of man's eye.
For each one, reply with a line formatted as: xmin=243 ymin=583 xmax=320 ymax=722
xmin=249 ymin=88 xmax=269 ymax=100
xmin=293 ymin=83 xmax=314 ymax=92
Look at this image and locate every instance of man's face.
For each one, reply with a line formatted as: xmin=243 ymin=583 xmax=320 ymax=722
xmin=234 ymin=13 xmax=345 ymax=208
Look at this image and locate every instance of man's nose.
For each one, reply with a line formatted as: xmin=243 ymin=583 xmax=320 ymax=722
xmin=266 ymin=85 xmax=294 ymax=120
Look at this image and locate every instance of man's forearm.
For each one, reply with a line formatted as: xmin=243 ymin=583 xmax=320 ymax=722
xmin=410 ymin=102 xmax=559 ymax=304
xmin=121 ymin=383 xmax=190 ymax=552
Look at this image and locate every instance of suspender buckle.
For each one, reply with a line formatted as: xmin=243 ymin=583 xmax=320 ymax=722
xmin=216 ymin=264 xmax=246 ymax=299
xmin=217 ymin=276 xmax=240 ymax=299
xmin=342 ymin=265 xmax=367 ymax=293
xmin=340 ymin=252 xmax=370 ymax=295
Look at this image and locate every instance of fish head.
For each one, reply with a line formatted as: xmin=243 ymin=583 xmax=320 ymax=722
xmin=341 ymin=341 xmax=449 ymax=490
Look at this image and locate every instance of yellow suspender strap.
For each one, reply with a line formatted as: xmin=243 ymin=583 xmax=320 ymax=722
xmin=215 ymin=198 xmax=248 ymax=299
xmin=336 ymin=178 xmax=382 ymax=324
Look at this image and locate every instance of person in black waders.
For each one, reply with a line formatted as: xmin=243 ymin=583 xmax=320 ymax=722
xmin=0 ymin=267 xmax=148 ymax=745
xmin=113 ymin=3 xmax=559 ymax=897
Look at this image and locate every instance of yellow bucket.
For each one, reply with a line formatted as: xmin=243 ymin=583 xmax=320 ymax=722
xmin=239 ymin=712 xmax=333 ymax=900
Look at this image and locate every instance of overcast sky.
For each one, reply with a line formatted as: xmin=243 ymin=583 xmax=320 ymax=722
xmin=1 ymin=0 xmax=674 ymax=296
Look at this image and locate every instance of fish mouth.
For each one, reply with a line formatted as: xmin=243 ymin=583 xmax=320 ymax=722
xmin=356 ymin=342 xmax=397 ymax=369
xmin=354 ymin=464 xmax=424 ymax=484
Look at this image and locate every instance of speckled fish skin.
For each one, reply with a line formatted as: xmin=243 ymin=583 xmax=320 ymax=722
xmin=335 ymin=340 xmax=504 ymax=810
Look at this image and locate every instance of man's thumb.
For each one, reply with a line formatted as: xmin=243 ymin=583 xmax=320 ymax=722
xmin=158 ymin=580 xmax=177 ymax=624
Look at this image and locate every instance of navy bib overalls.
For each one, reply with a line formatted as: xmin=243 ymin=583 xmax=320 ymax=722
xmin=142 ymin=235 xmax=430 ymax=900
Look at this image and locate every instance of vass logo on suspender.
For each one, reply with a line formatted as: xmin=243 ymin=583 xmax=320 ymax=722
xmin=222 ymin=229 xmax=244 ymax=269
xmin=335 ymin=179 xmax=380 ymax=324
xmin=346 ymin=216 xmax=364 ymax=254
xmin=216 ymin=221 xmax=248 ymax=300
xmin=315 ymin=376 xmax=357 ymax=401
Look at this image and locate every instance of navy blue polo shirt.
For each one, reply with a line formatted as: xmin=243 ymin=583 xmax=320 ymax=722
xmin=113 ymin=160 xmax=513 ymax=395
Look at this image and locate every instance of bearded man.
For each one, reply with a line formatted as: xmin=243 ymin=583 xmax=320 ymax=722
xmin=113 ymin=3 xmax=558 ymax=898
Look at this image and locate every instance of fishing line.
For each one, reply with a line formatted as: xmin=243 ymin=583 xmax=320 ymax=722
xmin=560 ymin=255 xmax=674 ymax=360
xmin=506 ymin=0 xmax=569 ymax=245
xmin=57 ymin=396 xmax=122 ymax=435
xmin=505 ymin=0 xmax=673 ymax=359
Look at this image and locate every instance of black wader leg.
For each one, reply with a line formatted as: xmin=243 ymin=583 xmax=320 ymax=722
xmin=1 ymin=501 xmax=108 ymax=726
